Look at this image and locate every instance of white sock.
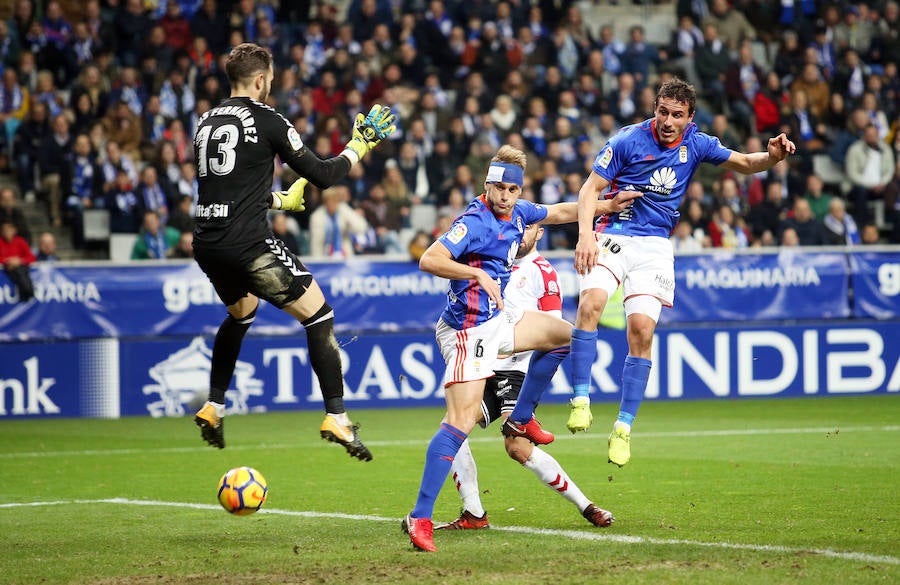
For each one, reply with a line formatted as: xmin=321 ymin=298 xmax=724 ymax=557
xmin=209 ymin=401 xmax=226 ymax=418
xmin=523 ymin=446 xmax=591 ymax=512
xmin=614 ymin=421 xmax=631 ymax=433
xmin=328 ymin=412 xmax=351 ymax=426
xmin=449 ymin=439 xmax=485 ymax=517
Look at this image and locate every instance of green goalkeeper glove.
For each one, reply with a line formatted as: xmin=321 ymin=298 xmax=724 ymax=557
xmin=341 ymin=104 xmax=397 ymax=164
xmin=272 ymin=177 xmax=308 ymax=211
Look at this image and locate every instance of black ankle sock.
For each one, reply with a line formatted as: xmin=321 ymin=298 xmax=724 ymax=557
xmin=209 ymin=310 xmax=255 ymax=401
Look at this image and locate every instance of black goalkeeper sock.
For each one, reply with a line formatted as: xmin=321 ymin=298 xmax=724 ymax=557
xmin=209 ymin=309 xmax=255 ymax=402
xmin=302 ymin=304 xmax=345 ymax=414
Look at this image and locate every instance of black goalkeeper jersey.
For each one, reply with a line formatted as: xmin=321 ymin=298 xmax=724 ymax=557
xmin=192 ymin=97 xmax=300 ymax=248
xmin=193 ymin=94 xmax=355 ymax=252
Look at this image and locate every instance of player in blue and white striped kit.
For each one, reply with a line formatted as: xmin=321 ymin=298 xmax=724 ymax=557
xmin=402 ymin=145 xmax=639 ymax=552
xmin=508 ymin=78 xmax=796 ymax=467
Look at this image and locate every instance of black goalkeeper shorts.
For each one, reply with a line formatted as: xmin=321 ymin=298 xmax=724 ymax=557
xmin=194 ymin=236 xmax=315 ymax=309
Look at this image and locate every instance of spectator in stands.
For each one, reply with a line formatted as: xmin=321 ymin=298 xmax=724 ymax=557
xmin=607 ymin=71 xmax=639 ymax=126
xmin=108 ymin=168 xmax=142 ymax=234
xmin=359 ymin=182 xmax=403 ymax=254
xmin=802 ymin=174 xmax=834 ymax=220
xmin=822 ymin=197 xmax=860 ymax=245
xmin=160 ymin=2 xmax=193 ymax=53
xmin=0 ymin=186 xmax=30 ymax=245
xmin=69 ymin=63 xmax=109 ymax=120
xmin=845 ymin=123 xmax=896 ymax=225
xmin=704 ymin=0 xmax=756 ymax=51
xmin=748 ymin=180 xmax=789 ymax=240
xmin=834 ymin=4 xmax=875 ymax=56
xmin=116 ymin=0 xmax=152 ymax=67
xmin=780 ymin=226 xmax=800 ymax=246
xmin=0 ymin=20 xmax=22 ymax=71
xmin=753 ymin=71 xmax=789 ymax=136
xmin=790 ymin=63 xmax=829 ymax=118
xmin=65 ymin=132 xmax=101 ymax=248
xmin=270 ymin=211 xmax=300 ymax=255
xmin=622 ymin=25 xmax=659 ymax=89
xmin=0 ymin=219 xmax=35 ymax=301
xmin=832 ymin=48 xmax=869 ymax=105
xmin=171 ymin=230 xmax=194 ymax=259
xmin=670 ymin=218 xmax=704 ymax=252
xmin=0 ymin=67 xmax=29 ymax=152
xmin=772 ymin=30 xmax=804 ymax=86
xmin=708 ymin=204 xmax=750 ymax=248
xmin=191 ymin=0 xmax=229 ymax=54
xmin=167 ymin=194 xmax=195 ymax=235
xmin=724 ymin=40 xmax=764 ymax=135
xmin=381 ymin=159 xmax=412 ymax=227
xmin=104 ymin=99 xmax=143 ymax=161
xmin=695 ymin=23 xmax=730 ymax=111
xmin=159 ymin=68 xmax=196 ymax=129
xmin=37 ymin=113 xmax=73 ymax=227
xmin=131 ymin=209 xmax=179 ymax=260
xmin=780 ymin=197 xmax=824 ymax=245
xmin=136 ymin=166 xmax=169 ymax=226
xmin=12 ymin=100 xmax=49 ymax=200
xmin=861 ymin=223 xmax=883 ymax=244
xmin=34 ymin=231 xmax=58 ymax=261
xmin=783 ymin=88 xmax=829 ymax=173
xmin=309 ymin=186 xmax=370 ymax=258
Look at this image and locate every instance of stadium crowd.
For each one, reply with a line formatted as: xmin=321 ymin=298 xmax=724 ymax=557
xmin=0 ymin=0 xmax=899 ymax=264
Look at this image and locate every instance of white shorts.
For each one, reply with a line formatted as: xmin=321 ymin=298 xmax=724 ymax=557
xmin=579 ymin=234 xmax=675 ymax=307
xmin=436 ymin=308 xmax=524 ymax=387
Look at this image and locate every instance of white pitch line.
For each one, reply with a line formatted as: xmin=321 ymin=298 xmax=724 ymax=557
xmin=1 ymin=498 xmax=897 ymax=566
xmin=0 ymin=425 xmax=897 ymax=459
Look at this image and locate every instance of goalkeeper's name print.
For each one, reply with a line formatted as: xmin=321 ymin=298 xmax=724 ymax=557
xmin=196 ymin=104 xmax=260 ymax=144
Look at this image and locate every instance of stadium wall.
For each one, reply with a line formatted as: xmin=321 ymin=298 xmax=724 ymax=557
xmin=1 ymin=248 xmax=898 ymax=419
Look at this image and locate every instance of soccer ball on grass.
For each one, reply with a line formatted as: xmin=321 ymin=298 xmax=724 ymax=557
xmin=217 ymin=466 xmax=268 ymax=515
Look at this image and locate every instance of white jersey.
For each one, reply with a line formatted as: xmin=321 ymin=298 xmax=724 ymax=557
xmin=498 ymin=250 xmax=563 ymax=373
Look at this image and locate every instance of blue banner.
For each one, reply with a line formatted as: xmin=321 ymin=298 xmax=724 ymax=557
xmin=2 ymin=322 xmax=897 ymax=419
xmin=662 ymin=250 xmax=850 ymax=323
xmin=849 ymin=252 xmax=900 ymax=319
xmin=0 ymin=250 xmax=884 ymax=342
xmin=0 ymin=260 xmax=447 ymax=342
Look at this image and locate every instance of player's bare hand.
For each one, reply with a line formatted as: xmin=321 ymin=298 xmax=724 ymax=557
xmin=600 ymin=189 xmax=642 ymax=215
xmin=574 ymin=235 xmax=598 ymax=276
xmin=476 ymin=270 xmax=504 ymax=311
xmin=768 ymin=133 xmax=796 ymax=161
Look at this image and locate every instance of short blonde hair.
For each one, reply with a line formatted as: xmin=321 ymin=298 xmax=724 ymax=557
xmin=491 ymin=145 xmax=527 ymax=172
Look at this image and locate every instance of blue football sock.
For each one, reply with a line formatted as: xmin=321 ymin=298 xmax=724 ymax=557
xmin=510 ymin=346 xmax=570 ymax=423
xmin=570 ymin=328 xmax=597 ymax=399
xmin=617 ymin=356 xmax=652 ymax=426
xmin=411 ymin=423 xmax=467 ymax=519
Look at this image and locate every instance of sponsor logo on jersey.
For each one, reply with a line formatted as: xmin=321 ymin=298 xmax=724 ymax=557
xmin=447 ymin=222 xmax=468 ymax=244
xmin=679 ymin=145 xmax=688 ymax=163
xmin=195 ymin=202 xmax=231 ymax=219
xmin=287 ymin=127 xmax=303 ymax=151
xmin=648 ymin=167 xmax=677 ymax=194
xmin=598 ymin=147 xmax=613 ymax=169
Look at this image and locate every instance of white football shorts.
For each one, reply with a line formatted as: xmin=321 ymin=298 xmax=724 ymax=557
xmin=435 ymin=307 xmax=524 ymax=387
xmin=579 ymin=233 xmax=676 ymax=307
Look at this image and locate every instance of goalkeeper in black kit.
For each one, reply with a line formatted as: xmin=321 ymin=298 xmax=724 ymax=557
xmin=192 ymin=43 xmax=396 ymax=461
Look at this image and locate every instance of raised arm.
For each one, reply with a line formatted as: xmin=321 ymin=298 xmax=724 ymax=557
xmin=719 ymin=133 xmax=796 ymax=175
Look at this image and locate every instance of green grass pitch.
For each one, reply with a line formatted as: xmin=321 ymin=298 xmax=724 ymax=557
xmin=1 ymin=395 xmax=898 ymax=584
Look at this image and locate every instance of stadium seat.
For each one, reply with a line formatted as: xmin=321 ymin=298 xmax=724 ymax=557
xmin=812 ymin=154 xmax=850 ymax=194
xmin=409 ymin=204 xmax=438 ymax=233
xmin=82 ymin=209 xmax=110 ymax=241
xmin=109 ymin=233 xmax=138 ymax=262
